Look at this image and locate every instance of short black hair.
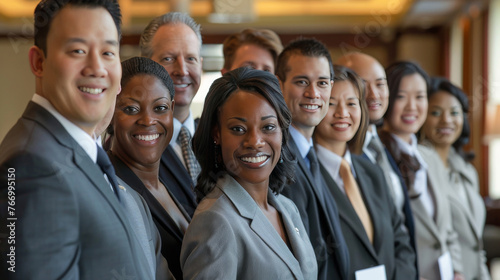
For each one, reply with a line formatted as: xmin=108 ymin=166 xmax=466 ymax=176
xmin=384 ymin=61 xmax=430 ymax=120
xmin=34 ymin=0 xmax=121 ymax=55
xmin=192 ymin=67 xmax=296 ymax=201
xmin=276 ymin=38 xmax=334 ymax=82
xmin=121 ymin=57 xmax=175 ymax=101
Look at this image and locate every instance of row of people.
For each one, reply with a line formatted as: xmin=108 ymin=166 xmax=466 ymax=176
xmin=0 ymin=0 xmax=488 ymax=279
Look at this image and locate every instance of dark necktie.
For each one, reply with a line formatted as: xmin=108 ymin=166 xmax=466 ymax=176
xmin=96 ymin=145 xmax=120 ymax=201
xmin=178 ymin=126 xmax=201 ymax=183
xmin=307 ymin=147 xmax=320 ymax=182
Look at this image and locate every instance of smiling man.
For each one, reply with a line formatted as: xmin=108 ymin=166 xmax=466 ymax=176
xmin=276 ymin=38 xmax=350 ymax=280
xmin=140 ymin=13 xmax=202 ymax=217
xmin=0 ymin=0 xmax=156 ymax=279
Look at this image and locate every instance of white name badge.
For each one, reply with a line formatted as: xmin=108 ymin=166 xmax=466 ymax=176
xmin=438 ymin=252 xmax=454 ymax=280
xmin=355 ymin=265 xmax=387 ymax=280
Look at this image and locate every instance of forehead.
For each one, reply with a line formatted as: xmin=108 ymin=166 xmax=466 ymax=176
xmin=121 ymin=75 xmax=170 ymax=101
xmin=332 ymin=80 xmax=359 ymax=98
xmin=286 ymin=54 xmax=330 ymax=77
xmin=221 ymin=90 xmax=275 ymax=116
xmin=430 ymin=91 xmax=461 ymax=106
xmin=48 ymin=5 xmax=118 ymax=44
xmin=350 ymin=57 xmax=385 ymax=81
xmin=400 ymin=73 xmax=426 ymax=88
xmin=151 ymin=23 xmax=200 ymax=54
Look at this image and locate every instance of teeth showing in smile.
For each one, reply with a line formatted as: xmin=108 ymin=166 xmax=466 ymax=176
xmin=174 ymin=84 xmax=188 ymax=88
xmin=402 ymin=116 xmax=416 ymax=121
xmin=241 ymin=156 xmax=268 ymax=163
xmin=437 ymin=128 xmax=454 ymax=134
xmin=79 ymin=87 xmax=103 ymax=94
xmin=301 ymin=105 xmax=319 ymax=110
xmin=333 ymin=123 xmax=349 ymax=128
xmin=135 ymin=134 xmax=159 ymax=141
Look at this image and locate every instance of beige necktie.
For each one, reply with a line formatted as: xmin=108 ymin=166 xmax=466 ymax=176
xmin=339 ymin=159 xmax=374 ymax=243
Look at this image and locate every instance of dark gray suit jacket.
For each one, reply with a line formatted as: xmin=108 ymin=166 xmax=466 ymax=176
xmin=181 ymin=174 xmax=318 ymax=279
xmin=320 ymin=154 xmax=416 ymax=280
xmin=281 ymin=138 xmax=350 ymax=280
xmin=0 ymin=102 xmax=153 ymax=279
xmin=159 ymin=144 xmax=198 ymax=217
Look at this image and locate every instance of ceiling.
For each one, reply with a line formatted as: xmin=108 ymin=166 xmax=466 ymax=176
xmin=0 ymin=0 xmax=486 ymax=34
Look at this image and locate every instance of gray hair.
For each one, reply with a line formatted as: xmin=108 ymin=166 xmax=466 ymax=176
xmin=140 ymin=12 xmax=202 ymax=58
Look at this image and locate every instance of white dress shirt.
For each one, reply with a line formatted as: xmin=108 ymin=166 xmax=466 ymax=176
xmin=289 ymin=125 xmax=314 ymax=169
xmin=316 ymin=145 xmax=356 ymax=194
xmin=392 ymin=133 xmax=435 ymax=218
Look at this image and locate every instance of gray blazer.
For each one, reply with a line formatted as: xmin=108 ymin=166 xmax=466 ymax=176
xmin=116 ymin=178 xmax=173 ymax=280
xmin=416 ymin=145 xmax=463 ymax=279
xmin=0 ymin=102 xmax=153 ymax=279
xmin=180 ymin=174 xmax=318 ymax=280
xmin=426 ymin=145 xmax=490 ymax=280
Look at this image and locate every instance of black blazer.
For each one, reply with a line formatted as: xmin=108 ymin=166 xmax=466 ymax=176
xmin=320 ymin=155 xmax=417 ymax=280
xmin=281 ymin=138 xmax=350 ymax=280
xmin=109 ymin=153 xmax=190 ymax=280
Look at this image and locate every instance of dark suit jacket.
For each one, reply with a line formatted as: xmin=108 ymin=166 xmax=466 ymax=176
xmin=281 ymin=138 xmax=350 ymax=280
xmin=159 ymin=146 xmax=197 ymax=217
xmin=0 ymin=102 xmax=152 ymax=279
xmin=110 ymin=153 xmax=190 ymax=280
xmin=320 ymin=155 xmax=416 ymax=280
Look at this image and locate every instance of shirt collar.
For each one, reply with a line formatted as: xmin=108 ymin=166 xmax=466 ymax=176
xmin=32 ymin=94 xmax=98 ymax=162
xmin=170 ymin=111 xmax=195 ymax=145
xmin=316 ymin=144 xmax=356 ymax=189
xmin=289 ymin=125 xmax=313 ymax=160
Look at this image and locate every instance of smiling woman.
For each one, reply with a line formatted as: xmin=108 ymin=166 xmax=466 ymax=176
xmin=105 ymin=57 xmax=190 ymax=279
xmin=180 ymin=67 xmax=317 ymax=280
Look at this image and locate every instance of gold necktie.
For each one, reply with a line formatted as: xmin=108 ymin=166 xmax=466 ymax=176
xmin=339 ymin=159 xmax=374 ymax=243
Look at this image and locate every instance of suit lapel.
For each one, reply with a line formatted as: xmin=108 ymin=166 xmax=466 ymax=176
xmin=219 ymin=176 xmax=303 ymax=279
xmin=320 ymin=163 xmax=378 ymax=260
xmin=24 ymin=102 xmax=134 ymax=243
xmin=160 ymin=146 xmax=197 ymax=204
xmin=410 ymin=197 xmax=441 ymax=241
xmin=289 ymin=139 xmax=333 ymax=226
xmin=110 ymin=153 xmax=185 ymax=242
xmin=352 ymin=158 xmax=383 ymax=256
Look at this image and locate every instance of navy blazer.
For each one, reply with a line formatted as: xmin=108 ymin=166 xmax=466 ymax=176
xmin=110 ymin=153 xmax=190 ymax=280
xmin=281 ymin=138 xmax=350 ymax=280
xmin=321 ymin=155 xmax=417 ymax=280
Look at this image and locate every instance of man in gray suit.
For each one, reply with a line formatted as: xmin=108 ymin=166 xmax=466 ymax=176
xmin=0 ymin=0 xmax=155 ymax=279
